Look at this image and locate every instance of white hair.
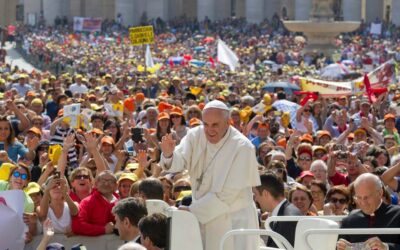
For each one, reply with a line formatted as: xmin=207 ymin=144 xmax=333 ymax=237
xmin=353 ymin=173 xmax=382 ymax=191
xmin=310 ymin=160 xmax=328 ymax=172
xmin=118 ymin=242 xmax=146 ymax=250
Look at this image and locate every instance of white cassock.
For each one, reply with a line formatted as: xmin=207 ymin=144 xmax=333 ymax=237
xmin=160 ymin=125 xmax=261 ymax=250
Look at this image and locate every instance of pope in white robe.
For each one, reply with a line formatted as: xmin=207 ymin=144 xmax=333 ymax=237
xmin=160 ymin=100 xmax=261 ymax=250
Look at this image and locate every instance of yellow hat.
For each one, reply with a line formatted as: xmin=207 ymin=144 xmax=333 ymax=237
xmin=41 ymin=79 xmax=49 ymax=85
xmin=0 ymin=79 xmax=5 ymax=85
xmin=0 ymin=163 xmax=16 ymax=181
xmin=31 ymin=98 xmax=43 ymax=106
xmin=126 ymin=163 xmax=139 ymax=170
xmin=176 ymin=190 xmax=192 ymax=202
xmin=24 ymin=182 xmax=42 ymax=195
xmin=118 ymin=172 xmax=138 ymax=184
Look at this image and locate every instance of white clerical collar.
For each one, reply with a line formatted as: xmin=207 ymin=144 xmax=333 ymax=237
xmin=271 ymin=198 xmax=287 ymax=217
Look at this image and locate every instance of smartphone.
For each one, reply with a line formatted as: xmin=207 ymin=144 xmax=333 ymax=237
xmin=0 ymin=142 xmax=4 ymax=151
xmin=131 ymin=127 xmax=144 ymax=143
xmin=54 ymin=170 xmax=61 ymax=179
xmin=333 ymin=144 xmax=347 ymax=152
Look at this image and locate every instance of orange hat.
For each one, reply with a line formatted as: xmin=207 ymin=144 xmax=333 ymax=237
xmin=147 ymin=128 xmax=156 ymax=134
xmin=57 ymin=109 xmax=64 ymax=117
xmin=158 ymin=112 xmax=170 ymax=121
xmin=87 ymin=94 xmax=96 ymax=100
xmin=135 ymin=93 xmax=145 ymax=101
xmin=257 ymin=122 xmax=269 ymax=129
xmin=316 ymin=130 xmax=331 ymax=139
xmin=170 ymin=106 xmax=183 ymax=116
xmin=26 ymin=91 xmax=35 ymax=97
xmin=101 ymin=136 xmax=115 ymax=146
xmin=160 ymin=91 xmax=169 ymax=98
xmin=216 ymin=95 xmax=225 ymax=102
xmin=198 ymin=103 xmax=205 ymax=110
xmin=123 ymin=97 xmax=136 ymax=112
xmin=354 ymin=128 xmax=367 ymax=135
xmin=347 ymin=133 xmax=354 ymax=139
xmin=28 ymin=127 xmax=42 ymax=136
xmin=90 ymin=128 xmax=104 ymax=135
xmin=384 ymin=113 xmax=396 ymax=122
xmin=277 ymin=138 xmax=287 ymax=149
xmin=300 ymin=134 xmax=313 ymax=144
xmin=158 ymin=102 xmax=173 ymax=113
xmin=189 ymin=118 xmax=201 ymax=127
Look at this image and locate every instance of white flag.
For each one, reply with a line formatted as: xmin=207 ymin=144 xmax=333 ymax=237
xmin=217 ymin=39 xmax=239 ymax=71
xmin=145 ymin=45 xmax=155 ymax=68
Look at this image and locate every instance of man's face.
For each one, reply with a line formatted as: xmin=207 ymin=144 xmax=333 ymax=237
xmin=146 ymin=108 xmax=158 ymax=122
xmin=95 ymin=172 xmax=117 ymax=196
xmin=92 ymin=118 xmax=104 ymax=130
xmin=252 ymin=188 xmax=270 ymax=212
xmin=114 ymin=215 xmax=128 ymax=241
xmin=203 ymin=108 xmax=230 ymax=144
xmin=354 ymin=180 xmax=382 ymax=215
xmin=361 ymin=103 xmax=370 ymax=114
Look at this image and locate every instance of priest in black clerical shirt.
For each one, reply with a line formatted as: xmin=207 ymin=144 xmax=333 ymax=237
xmin=337 ymin=173 xmax=400 ymax=250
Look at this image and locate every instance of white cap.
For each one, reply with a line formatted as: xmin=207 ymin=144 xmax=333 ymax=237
xmin=203 ymin=100 xmax=229 ymax=111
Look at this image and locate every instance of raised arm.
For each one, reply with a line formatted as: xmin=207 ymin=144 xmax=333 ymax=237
xmin=381 ymin=161 xmax=400 ymax=191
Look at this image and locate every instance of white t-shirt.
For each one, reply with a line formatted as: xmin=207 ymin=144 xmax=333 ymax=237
xmin=69 ymin=83 xmax=88 ymax=94
xmin=47 ymin=202 xmax=71 ymax=233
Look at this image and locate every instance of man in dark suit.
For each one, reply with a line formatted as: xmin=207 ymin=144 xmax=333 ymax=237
xmin=253 ymin=173 xmax=302 ymax=248
xmin=112 ymin=197 xmax=148 ymax=245
xmin=337 ymin=173 xmax=400 ymax=250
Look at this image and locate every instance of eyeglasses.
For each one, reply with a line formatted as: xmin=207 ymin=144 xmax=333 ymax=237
xmin=330 ymin=198 xmax=347 ymax=204
xmin=33 ymin=122 xmax=43 ymax=125
xmin=353 ymin=192 xmax=378 ymax=202
xmin=311 ymin=191 xmax=323 ymax=196
xmin=13 ymin=171 xmax=28 ymax=180
xmin=188 ymin=111 xmax=198 ymax=114
xmin=170 ymin=115 xmax=180 ymax=119
xmin=38 ymin=147 xmax=49 ymax=152
xmin=314 ymin=152 xmax=325 ymax=158
xmin=173 ymin=186 xmax=191 ymax=192
xmin=299 ymin=157 xmax=312 ymax=162
xmin=74 ymin=175 xmax=90 ymax=180
xmin=303 ymin=109 xmax=311 ymax=113
xmin=99 ymin=178 xmax=116 ymax=184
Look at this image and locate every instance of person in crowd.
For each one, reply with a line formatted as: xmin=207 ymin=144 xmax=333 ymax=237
xmin=71 ymin=170 xmax=118 ymax=236
xmin=118 ymin=173 xmax=138 ymax=200
xmin=288 ymin=184 xmax=316 ymax=216
xmin=310 ymin=180 xmax=328 ymax=213
xmin=323 ymin=185 xmax=350 ymax=216
xmin=138 ymin=213 xmax=168 ymax=250
xmin=112 ymin=197 xmax=148 ymax=244
xmin=337 ymin=173 xmax=400 ymax=250
xmin=170 ymin=106 xmax=188 ymax=141
xmin=253 ymin=173 xmax=301 ymax=247
xmin=138 ymin=177 xmax=164 ymax=201
xmin=37 ymin=176 xmax=78 ymax=234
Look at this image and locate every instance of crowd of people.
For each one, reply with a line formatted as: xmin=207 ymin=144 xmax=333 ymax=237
xmin=1 ymin=14 xmax=400 ymax=250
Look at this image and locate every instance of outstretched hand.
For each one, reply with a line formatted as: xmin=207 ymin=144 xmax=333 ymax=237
xmin=160 ymin=133 xmax=176 ymax=158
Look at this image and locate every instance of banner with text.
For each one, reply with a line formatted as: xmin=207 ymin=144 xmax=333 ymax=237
xmin=73 ymin=17 xmax=102 ymax=32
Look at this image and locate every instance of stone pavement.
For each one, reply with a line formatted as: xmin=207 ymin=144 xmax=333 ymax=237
xmin=4 ymin=42 xmax=40 ymax=73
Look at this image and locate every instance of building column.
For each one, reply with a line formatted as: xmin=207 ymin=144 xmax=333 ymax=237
xmin=146 ymin=0 xmax=169 ymax=20
xmin=198 ymin=0 xmax=215 ymax=21
xmin=43 ymin=0 xmax=68 ymax=26
xmin=294 ymin=0 xmax=312 ymax=20
xmin=246 ymin=0 xmax=265 ymax=23
xmin=391 ymin=0 xmax=400 ymax=24
xmin=366 ymin=0 xmax=383 ymax=22
xmin=343 ymin=0 xmax=361 ymax=21
xmin=215 ymin=0 xmax=231 ymax=20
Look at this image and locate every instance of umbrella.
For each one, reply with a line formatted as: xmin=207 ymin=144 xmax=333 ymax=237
xmin=262 ymin=81 xmax=300 ymax=94
xmin=288 ymin=60 xmax=299 ymax=66
xmin=203 ymin=37 xmax=215 ymax=43
xmin=320 ymin=63 xmax=351 ymax=78
xmin=166 ymin=57 xmax=183 ymax=64
xmin=189 ymin=59 xmax=206 ymax=68
xmin=272 ymin=100 xmax=318 ymax=131
xmin=263 ymin=60 xmax=276 ymax=66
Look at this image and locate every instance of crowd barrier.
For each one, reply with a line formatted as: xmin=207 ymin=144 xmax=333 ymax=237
xmin=24 ymin=234 xmax=124 ymax=250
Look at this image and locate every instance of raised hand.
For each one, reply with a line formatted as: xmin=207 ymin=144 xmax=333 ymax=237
xmin=63 ymin=133 xmax=75 ymax=150
xmin=26 ymin=136 xmax=40 ymax=151
xmin=160 ymin=133 xmax=176 ymax=158
xmin=138 ymin=150 xmax=151 ymax=169
xmin=84 ymin=132 xmax=98 ymax=152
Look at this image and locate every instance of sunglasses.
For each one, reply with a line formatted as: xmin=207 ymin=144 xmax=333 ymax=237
xmin=13 ymin=171 xmax=28 ymax=180
xmin=38 ymin=147 xmax=49 ymax=151
xmin=173 ymin=186 xmax=191 ymax=192
xmin=273 ymin=168 xmax=285 ymax=174
xmin=170 ymin=115 xmax=180 ymax=119
xmin=299 ymin=157 xmax=312 ymax=161
xmin=74 ymin=175 xmax=90 ymax=180
xmin=303 ymin=109 xmax=311 ymax=112
xmin=330 ymin=198 xmax=347 ymax=204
